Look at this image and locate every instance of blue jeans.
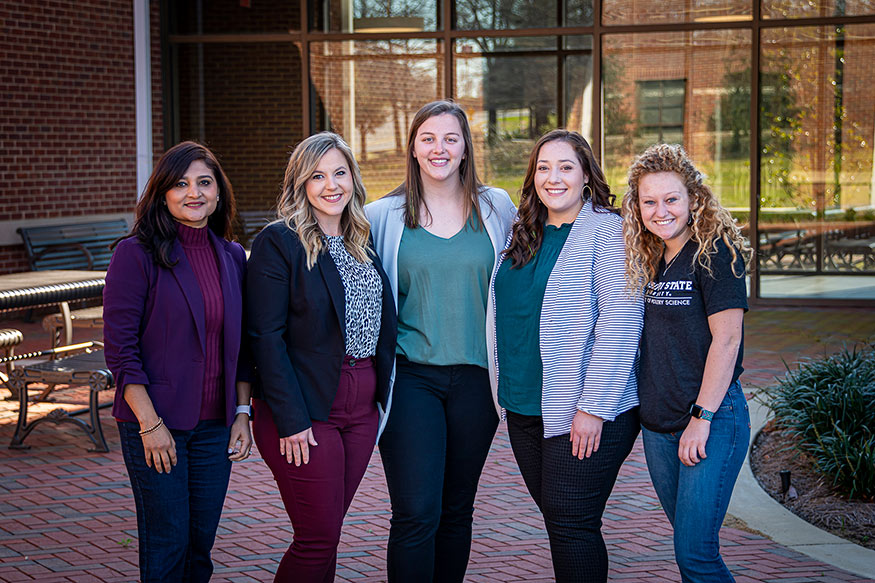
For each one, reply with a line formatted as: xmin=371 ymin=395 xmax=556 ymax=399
xmin=642 ymin=381 xmax=750 ymax=583
xmin=379 ymin=356 xmax=498 ymax=583
xmin=118 ymin=419 xmax=232 ymax=583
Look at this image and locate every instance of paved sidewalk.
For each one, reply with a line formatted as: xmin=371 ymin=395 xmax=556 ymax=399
xmin=1 ymin=307 xmax=873 ymax=582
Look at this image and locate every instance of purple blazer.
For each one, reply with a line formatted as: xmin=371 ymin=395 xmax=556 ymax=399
xmin=103 ymin=230 xmax=249 ymax=430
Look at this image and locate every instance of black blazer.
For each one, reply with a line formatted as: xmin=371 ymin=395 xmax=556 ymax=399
xmin=246 ymin=222 xmax=397 ymax=438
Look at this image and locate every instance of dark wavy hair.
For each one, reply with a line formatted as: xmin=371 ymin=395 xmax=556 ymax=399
xmin=388 ymin=99 xmax=492 ymax=228
xmin=123 ymin=141 xmax=236 ymax=268
xmin=504 ymin=129 xmax=616 ymax=268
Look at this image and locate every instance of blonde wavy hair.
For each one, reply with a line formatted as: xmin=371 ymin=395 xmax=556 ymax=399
xmin=622 ymin=144 xmax=750 ymax=295
xmin=277 ymin=132 xmax=372 ymax=269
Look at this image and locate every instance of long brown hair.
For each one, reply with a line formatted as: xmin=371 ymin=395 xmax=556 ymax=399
xmin=125 ymin=141 xmax=236 ymax=268
xmin=388 ymin=99 xmax=491 ymax=228
xmin=276 ymin=132 xmax=372 ymax=269
xmin=622 ymin=143 xmax=750 ymax=295
xmin=504 ymin=130 xmax=616 ymax=268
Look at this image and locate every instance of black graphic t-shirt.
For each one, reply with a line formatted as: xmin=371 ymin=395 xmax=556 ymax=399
xmin=638 ymin=237 xmax=748 ymax=433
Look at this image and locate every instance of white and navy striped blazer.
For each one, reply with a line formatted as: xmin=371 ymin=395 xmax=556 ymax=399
xmin=488 ymin=200 xmax=644 ymax=438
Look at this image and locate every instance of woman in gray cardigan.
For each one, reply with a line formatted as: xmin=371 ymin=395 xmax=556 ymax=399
xmin=365 ymin=100 xmax=516 ymax=583
xmin=489 ymin=130 xmax=643 ymax=583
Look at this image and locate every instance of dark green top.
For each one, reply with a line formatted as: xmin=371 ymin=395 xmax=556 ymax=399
xmin=396 ymin=213 xmax=494 ymax=367
xmin=494 ymin=222 xmax=572 ymax=415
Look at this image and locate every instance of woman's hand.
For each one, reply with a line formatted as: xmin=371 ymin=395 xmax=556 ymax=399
xmin=141 ymin=423 xmax=177 ymax=473
xmin=679 ymin=417 xmax=711 ymax=466
xmin=279 ymin=427 xmax=318 ymax=466
xmin=228 ymin=414 xmax=253 ymax=461
xmin=570 ymin=410 xmax=604 ymax=459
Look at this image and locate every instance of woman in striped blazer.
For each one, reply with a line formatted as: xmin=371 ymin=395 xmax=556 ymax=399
xmin=488 ymin=130 xmax=643 ymax=583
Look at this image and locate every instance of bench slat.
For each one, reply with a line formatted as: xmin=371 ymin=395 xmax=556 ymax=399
xmin=19 ymin=219 xmax=129 ymax=271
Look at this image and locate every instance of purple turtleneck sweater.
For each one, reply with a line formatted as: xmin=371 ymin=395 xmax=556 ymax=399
xmin=177 ymin=224 xmax=225 ymax=421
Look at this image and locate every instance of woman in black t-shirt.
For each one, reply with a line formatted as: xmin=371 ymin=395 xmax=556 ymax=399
xmin=622 ymin=144 xmax=751 ymax=583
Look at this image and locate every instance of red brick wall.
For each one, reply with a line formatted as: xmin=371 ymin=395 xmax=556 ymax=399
xmin=0 ymin=0 xmax=151 ymax=273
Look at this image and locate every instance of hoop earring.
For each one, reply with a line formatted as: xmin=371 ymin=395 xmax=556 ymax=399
xmin=581 ymin=183 xmax=592 ymax=202
xmin=687 ymin=213 xmax=694 ymax=226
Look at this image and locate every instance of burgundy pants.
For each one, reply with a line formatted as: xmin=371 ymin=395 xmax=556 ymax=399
xmin=253 ymin=356 xmax=378 ymax=583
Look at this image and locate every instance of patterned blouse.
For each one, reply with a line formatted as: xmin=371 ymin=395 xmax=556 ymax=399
xmin=325 ymin=235 xmax=383 ymax=358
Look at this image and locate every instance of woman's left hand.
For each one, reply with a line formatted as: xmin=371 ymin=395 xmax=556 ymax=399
xmin=570 ymin=410 xmax=604 ymax=459
xmin=228 ymin=413 xmax=253 ymax=461
xmin=678 ymin=417 xmax=711 ymax=467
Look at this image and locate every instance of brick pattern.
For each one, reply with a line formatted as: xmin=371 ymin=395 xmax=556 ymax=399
xmin=0 ymin=0 xmax=164 ymax=274
xmin=1 ymin=307 xmax=874 ymax=582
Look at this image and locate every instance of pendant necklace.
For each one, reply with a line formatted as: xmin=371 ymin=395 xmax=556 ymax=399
xmin=662 ymin=236 xmax=692 ymax=276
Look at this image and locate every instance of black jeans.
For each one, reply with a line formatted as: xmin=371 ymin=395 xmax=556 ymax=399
xmin=506 ymin=408 xmax=640 ymax=583
xmin=378 ymin=356 xmax=498 ymax=583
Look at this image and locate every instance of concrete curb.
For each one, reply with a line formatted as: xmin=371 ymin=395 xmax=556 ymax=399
xmin=727 ymin=398 xmax=875 ymax=579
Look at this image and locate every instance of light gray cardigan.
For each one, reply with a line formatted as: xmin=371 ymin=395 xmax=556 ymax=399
xmin=488 ymin=200 xmax=644 ymax=438
xmin=365 ymin=187 xmax=517 ymax=435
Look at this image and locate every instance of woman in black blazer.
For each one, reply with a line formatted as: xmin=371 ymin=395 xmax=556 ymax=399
xmin=246 ymin=132 xmax=397 ymax=583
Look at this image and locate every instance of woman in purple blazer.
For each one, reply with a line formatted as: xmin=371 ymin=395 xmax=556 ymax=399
xmin=103 ymin=141 xmax=252 ymax=583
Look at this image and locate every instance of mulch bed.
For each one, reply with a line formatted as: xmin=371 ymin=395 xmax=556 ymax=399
xmin=749 ymin=421 xmax=875 ymax=550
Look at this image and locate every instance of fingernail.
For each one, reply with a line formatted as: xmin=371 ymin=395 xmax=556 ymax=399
xmin=228 ymin=448 xmax=234 ymax=454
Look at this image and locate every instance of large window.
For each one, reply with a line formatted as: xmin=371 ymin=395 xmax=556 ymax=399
xmin=758 ymin=24 xmax=875 ymax=299
xmin=164 ymin=0 xmax=875 ymax=303
xmin=602 ymin=29 xmax=752 ymax=221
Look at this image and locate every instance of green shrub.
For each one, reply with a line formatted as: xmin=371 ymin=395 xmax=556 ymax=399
xmin=761 ymin=342 xmax=875 ymax=500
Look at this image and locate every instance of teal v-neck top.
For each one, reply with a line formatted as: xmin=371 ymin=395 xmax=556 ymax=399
xmin=396 ymin=212 xmax=495 ymax=368
xmin=494 ymin=222 xmax=572 ymax=415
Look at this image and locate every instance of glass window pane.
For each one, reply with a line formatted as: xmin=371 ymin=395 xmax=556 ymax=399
xmin=170 ymin=1 xmax=300 ymax=35
xmin=174 ymin=43 xmax=303 ymax=215
xmin=455 ymin=37 xmax=560 ymax=200
xmin=763 ymin=1 xmax=875 ymax=19
xmin=455 ymin=0 xmax=594 ymax=30
xmin=565 ymin=51 xmax=595 ymax=143
xmin=310 ymin=0 xmax=440 ymax=33
xmin=603 ymin=0 xmax=751 ymax=25
xmin=310 ymin=40 xmax=443 ymax=199
xmin=602 ymin=30 xmax=752 ymax=222
xmin=759 ymin=24 xmax=875 ymax=299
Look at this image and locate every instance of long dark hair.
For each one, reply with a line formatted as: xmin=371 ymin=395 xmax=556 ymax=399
xmin=504 ymin=129 xmax=616 ymax=268
xmin=123 ymin=141 xmax=236 ymax=268
xmin=388 ymin=99 xmax=491 ymax=228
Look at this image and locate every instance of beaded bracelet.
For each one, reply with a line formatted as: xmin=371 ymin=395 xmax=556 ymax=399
xmin=139 ymin=417 xmax=164 ymax=436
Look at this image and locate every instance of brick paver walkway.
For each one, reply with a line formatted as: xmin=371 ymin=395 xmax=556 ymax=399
xmin=1 ymin=307 xmax=873 ymax=582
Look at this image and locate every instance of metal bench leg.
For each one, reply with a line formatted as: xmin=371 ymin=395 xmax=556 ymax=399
xmin=85 ymin=374 xmax=109 ymax=453
xmin=9 ymin=374 xmax=32 ymax=450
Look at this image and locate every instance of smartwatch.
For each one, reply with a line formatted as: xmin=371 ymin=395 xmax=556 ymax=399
xmin=689 ymin=403 xmax=715 ymax=422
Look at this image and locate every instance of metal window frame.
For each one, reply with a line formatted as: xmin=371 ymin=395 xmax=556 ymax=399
xmin=162 ymin=0 xmax=875 ymax=307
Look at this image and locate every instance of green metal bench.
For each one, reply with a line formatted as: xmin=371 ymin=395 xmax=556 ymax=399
xmin=17 ymin=219 xmax=129 ymax=271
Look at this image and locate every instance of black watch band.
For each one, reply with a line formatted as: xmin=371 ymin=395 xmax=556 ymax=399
xmin=689 ymin=403 xmax=715 ymax=422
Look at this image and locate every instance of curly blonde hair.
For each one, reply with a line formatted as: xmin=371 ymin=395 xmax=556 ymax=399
xmin=277 ymin=132 xmax=372 ymax=269
xmin=622 ymin=144 xmax=750 ymax=295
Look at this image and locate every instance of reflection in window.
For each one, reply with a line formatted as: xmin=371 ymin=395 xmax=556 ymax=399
xmin=762 ymin=0 xmax=875 ymax=19
xmin=310 ymin=40 xmax=442 ymax=198
xmin=636 ymin=80 xmax=685 ymax=145
xmin=454 ymin=37 xmax=592 ymax=199
xmin=602 ymin=0 xmax=750 ymax=26
xmin=455 ymin=0 xmax=593 ymax=29
xmin=602 ymin=30 xmax=751 ymax=215
xmin=310 ymin=0 xmax=440 ymax=32
xmin=457 ymin=38 xmax=563 ymax=198
xmin=759 ymin=25 xmax=875 ymax=298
